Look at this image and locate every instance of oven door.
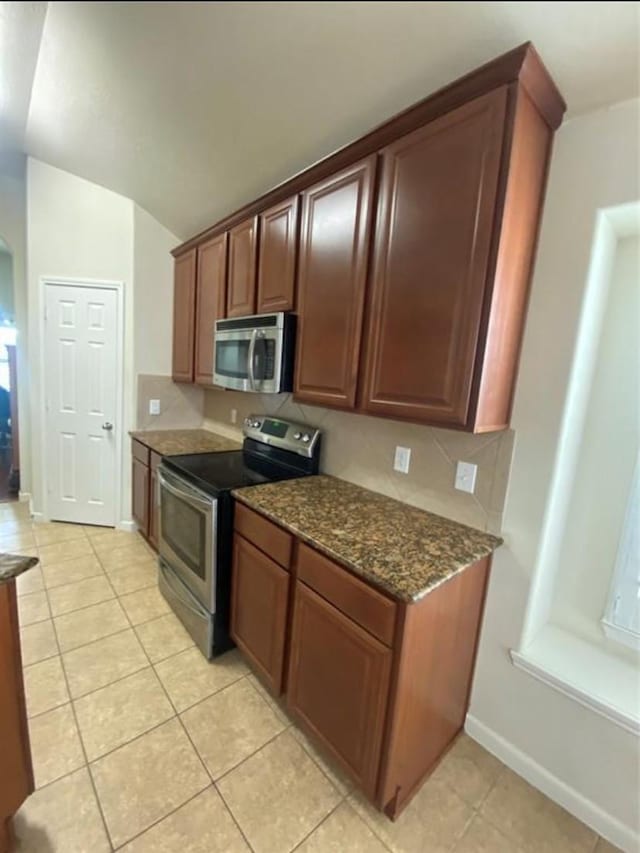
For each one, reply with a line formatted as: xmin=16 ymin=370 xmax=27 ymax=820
xmin=157 ymin=465 xmax=217 ymax=612
xmin=214 ymin=327 xmax=282 ymax=393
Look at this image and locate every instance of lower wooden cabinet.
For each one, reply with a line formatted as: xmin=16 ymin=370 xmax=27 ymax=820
xmin=231 ymin=503 xmax=491 ymax=819
xmin=0 ymin=580 xmax=34 ymax=846
xmin=131 ymin=440 xmax=160 ymax=552
xmin=230 ymin=535 xmax=290 ymax=694
xmin=287 ymin=582 xmax=392 ymax=796
xmin=131 ymin=456 xmax=149 ymax=534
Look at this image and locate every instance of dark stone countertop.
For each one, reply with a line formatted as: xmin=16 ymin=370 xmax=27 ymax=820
xmin=0 ymin=553 xmax=39 ymax=584
xmin=130 ymin=428 xmax=241 ymax=456
xmin=232 ymin=475 xmax=502 ymax=602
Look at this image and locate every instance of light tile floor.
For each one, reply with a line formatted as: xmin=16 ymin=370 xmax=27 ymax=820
xmin=3 ymin=500 xmax=621 ymax=853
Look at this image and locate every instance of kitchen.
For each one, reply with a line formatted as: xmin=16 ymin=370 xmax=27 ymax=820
xmin=0 ymin=3 xmax=638 ymax=852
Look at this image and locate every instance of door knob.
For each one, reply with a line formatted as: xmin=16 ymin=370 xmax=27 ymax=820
xmin=102 ymin=422 xmax=113 ymax=431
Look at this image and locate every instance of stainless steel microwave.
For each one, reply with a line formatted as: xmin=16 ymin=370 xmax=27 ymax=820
xmin=213 ymin=312 xmax=296 ymax=393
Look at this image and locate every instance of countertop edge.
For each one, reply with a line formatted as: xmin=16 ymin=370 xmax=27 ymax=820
xmin=232 ymin=491 xmax=500 ymax=603
xmin=0 ymin=554 xmax=39 ymax=584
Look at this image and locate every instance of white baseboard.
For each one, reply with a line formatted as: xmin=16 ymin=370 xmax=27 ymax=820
xmin=465 ymin=714 xmax=638 ymax=853
xmin=117 ymin=520 xmax=137 ymax=533
xmin=18 ymin=491 xmax=31 ymax=503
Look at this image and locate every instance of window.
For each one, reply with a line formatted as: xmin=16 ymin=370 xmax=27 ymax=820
xmin=602 ymin=456 xmax=640 ymax=649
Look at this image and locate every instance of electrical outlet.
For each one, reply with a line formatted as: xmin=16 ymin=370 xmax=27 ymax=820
xmin=455 ymin=461 xmax=478 ymax=494
xmin=393 ymin=446 xmax=411 ymax=474
xmin=149 ymin=399 xmax=161 ymax=416
xmin=230 ymin=408 xmax=237 ymax=424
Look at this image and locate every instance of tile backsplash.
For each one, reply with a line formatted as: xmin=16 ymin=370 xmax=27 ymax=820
xmin=203 ymin=388 xmax=514 ymax=534
xmin=136 ymin=375 xmax=204 ymax=430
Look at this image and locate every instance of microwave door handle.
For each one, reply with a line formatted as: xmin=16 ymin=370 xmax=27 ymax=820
xmin=247 ymin=328 xmax=257 ymax=391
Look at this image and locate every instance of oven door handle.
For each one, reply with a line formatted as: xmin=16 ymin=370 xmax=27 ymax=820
xmin=157 ymin=468 xmax=213 ymax=512
xmin=247 ymin=328 xmax=257 ymax=391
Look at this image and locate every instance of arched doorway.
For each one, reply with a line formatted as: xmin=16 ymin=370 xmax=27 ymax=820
xmin=0 ymin=237 xmax=19 ymax=501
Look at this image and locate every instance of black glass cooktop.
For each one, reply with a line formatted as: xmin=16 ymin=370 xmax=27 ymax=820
xmin=163 ymin=449 xmax=306 ymax=497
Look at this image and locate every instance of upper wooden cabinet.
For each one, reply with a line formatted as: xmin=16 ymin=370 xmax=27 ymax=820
xmin=361 ymin=89 xmax=507 ymax=428
xmin=257 ymin=196 xmax=299 ymax=314
xmin=227 ymin=216 xmax=258 ymax=317
xmin=171 ymin=249 xmax=197 ymax=382
xmin=195 ymin=233 xmax=227 ymax=385
xmin=294 ymin=157 xmax=376 ymax=409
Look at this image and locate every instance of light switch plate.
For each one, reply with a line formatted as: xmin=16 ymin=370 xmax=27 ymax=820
xmin=455 ymin=461 xmax=478 ymax=494
xmin=149 ymin=399 xmax=161 ymax=415
xmin=394 ymin=446 xmax=411 ymax=474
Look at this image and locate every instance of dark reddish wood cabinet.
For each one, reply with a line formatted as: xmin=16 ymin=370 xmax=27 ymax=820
xmin=172 ymin=248 xmax=197 ymax=382
xmin=171 ymin=44 xmax=564 ymax=431
xmin=361 ymin=89 xmax=507 ymax=428
xmin=131 ymin=440 xmax=159 ymax=552
xmin=227 ymin=217 xmax=258 ymax=317
xmin=131 ymin=455 xmax=149 ymax=535
xmin=287 ymin=582 xmax=392 ymax=797
xmin=231 ymin=502 xmax=493 ymax=819
xmin=231 ymin=535 xmax=290 ymax=694
xmin=294 ymin=157 xmax=376 ymax=409
xmin=0 ymin=580 xmax=33 ymax=848
xmin=257 ymin=196 xmax=299 ymax=313
xmin=195 ymin=233 xmax=227 ymax=385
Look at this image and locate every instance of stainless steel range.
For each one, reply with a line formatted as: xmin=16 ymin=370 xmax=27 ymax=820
xmin=157 ymin=416 xmax=321 ymax=658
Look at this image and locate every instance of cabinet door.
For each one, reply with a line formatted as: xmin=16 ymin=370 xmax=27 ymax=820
xmin=361 ymin=88 xmax=507 ymax=427
xmin=132 ymin=457 xmax=150 ymax=537
xmin=287 ymin=582 xmax=392 ymax=797
xmin=227 ymin=216 xmax=258 ymax=317
xmin=294 ymin=157 xmax=376 ymax=409
xmin=172 ymin=249 xmax=197 ymax=382
xmin=195 ymin=233 xmax=227 ymax=385
xmin=257 ymin=196 xmax=299 ymax=313
xmin=231 ymin=535 xmax=290 ymax=694
xmin=147 ymin=455 xmax=161 ymax=551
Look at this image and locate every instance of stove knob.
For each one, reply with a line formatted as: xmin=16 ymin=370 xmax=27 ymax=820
xmin=251 ymin=420 xmax=261 ymax=428
xmin=302 ymin=433 xmax=311 ymax=443
xmin=294 ymin=432 xmax=302 ymax=440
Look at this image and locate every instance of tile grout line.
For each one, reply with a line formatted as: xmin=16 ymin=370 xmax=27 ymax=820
xmin=42 ymin=558 xmax=116 ymax=853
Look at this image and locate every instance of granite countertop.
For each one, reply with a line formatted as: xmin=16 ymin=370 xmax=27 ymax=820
xmin=232 ymin=475 xmax=502 ymax=602
xmin=130 ymin=429 xmax=241 ymax=456
xmin=0 ymin=553 xmax=39 ymax=584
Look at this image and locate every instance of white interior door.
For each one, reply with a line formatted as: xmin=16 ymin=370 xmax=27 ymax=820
xmin=44 ymin=283 xmax=119 ymax=525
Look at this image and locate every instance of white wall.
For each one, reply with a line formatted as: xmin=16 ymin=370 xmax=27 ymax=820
xmin=27 ymin=158 xmax=134 ymax=523
xmin=133 ymin=206 xmax=178 ymax=376
xmin=0 ymin=152 xmax=30 ymax=494
xmin=0 ymin=250 xmax=14 ymax=320
xmin=467 ymin=98 xmax=640 ymax=850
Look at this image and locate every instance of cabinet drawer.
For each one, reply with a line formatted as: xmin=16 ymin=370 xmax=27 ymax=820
xmin=296 ymin=543 xmax=397 ymax=646
xmin=132 ymin=439 xmax=150 ymax=466
xmin=150 ymin=451 xmax=162 ymax=472
xmin=234 ymin=503 xmax=293 ymax=569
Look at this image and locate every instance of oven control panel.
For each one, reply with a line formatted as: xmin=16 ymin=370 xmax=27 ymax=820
xmin=242 ymin=415 xmax=321 ymax=458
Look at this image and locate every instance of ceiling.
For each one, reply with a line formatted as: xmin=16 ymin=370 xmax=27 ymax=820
xmin=4 ymin=2 xmax=640 ymax=240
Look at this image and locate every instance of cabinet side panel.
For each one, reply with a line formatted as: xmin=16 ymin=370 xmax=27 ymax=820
xmin=473 ymin=89 xmax=553 ymax=431
xmin=0 ymin=581 xmax=33 ymax=821
xmin=379 ymin=557 xmax=490 ymax=816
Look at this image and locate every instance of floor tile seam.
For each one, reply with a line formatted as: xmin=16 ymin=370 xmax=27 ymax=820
xmin=42 ymin=567 xmax=109 ymax=591
xmin=34 ymin=534 xmax=91 ymax=548
xmin=53 ymin=612 xmax=116 ymax=853
xmin=169 ymin=670 xmax=251 ymax=716
xmin=47 ymin=589 xmax=122 ymax=621
xmin=471 ymin=804 xmax=531 ymax=853
xmin=48 ymin=586 xmax=118 ymax=619
xmin=345 ymin=791 xmax=407 ymax=852
xmin=26 ymin=696 xmax=71 ymax=722
xmin=85 ymin=713 xmax=182 ymax=773
xmin=287 ymin=726 xmax=356 ymax=799
xmin=109 ymin=783 xmax=218 ymax=852
xmin=288 ymin=796 xmax=354 ymax=853
xmin=212 ymin=725 xmax=298 ymax=787
xmin=213 ymin=779 xmax=258 ymax=853
xmin=109 ymin=577 xmax=158 ymax=597
xmin=128 ymin=616 xmax=195 ymax=666
xmin=68 ymin=660 xmax=153 ymax=704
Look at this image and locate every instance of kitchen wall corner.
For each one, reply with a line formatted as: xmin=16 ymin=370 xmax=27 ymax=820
xmin=136 ymin=374 xmax=205 ymax=429
xmin=203 ymin=387 xmax=514 ymax=534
